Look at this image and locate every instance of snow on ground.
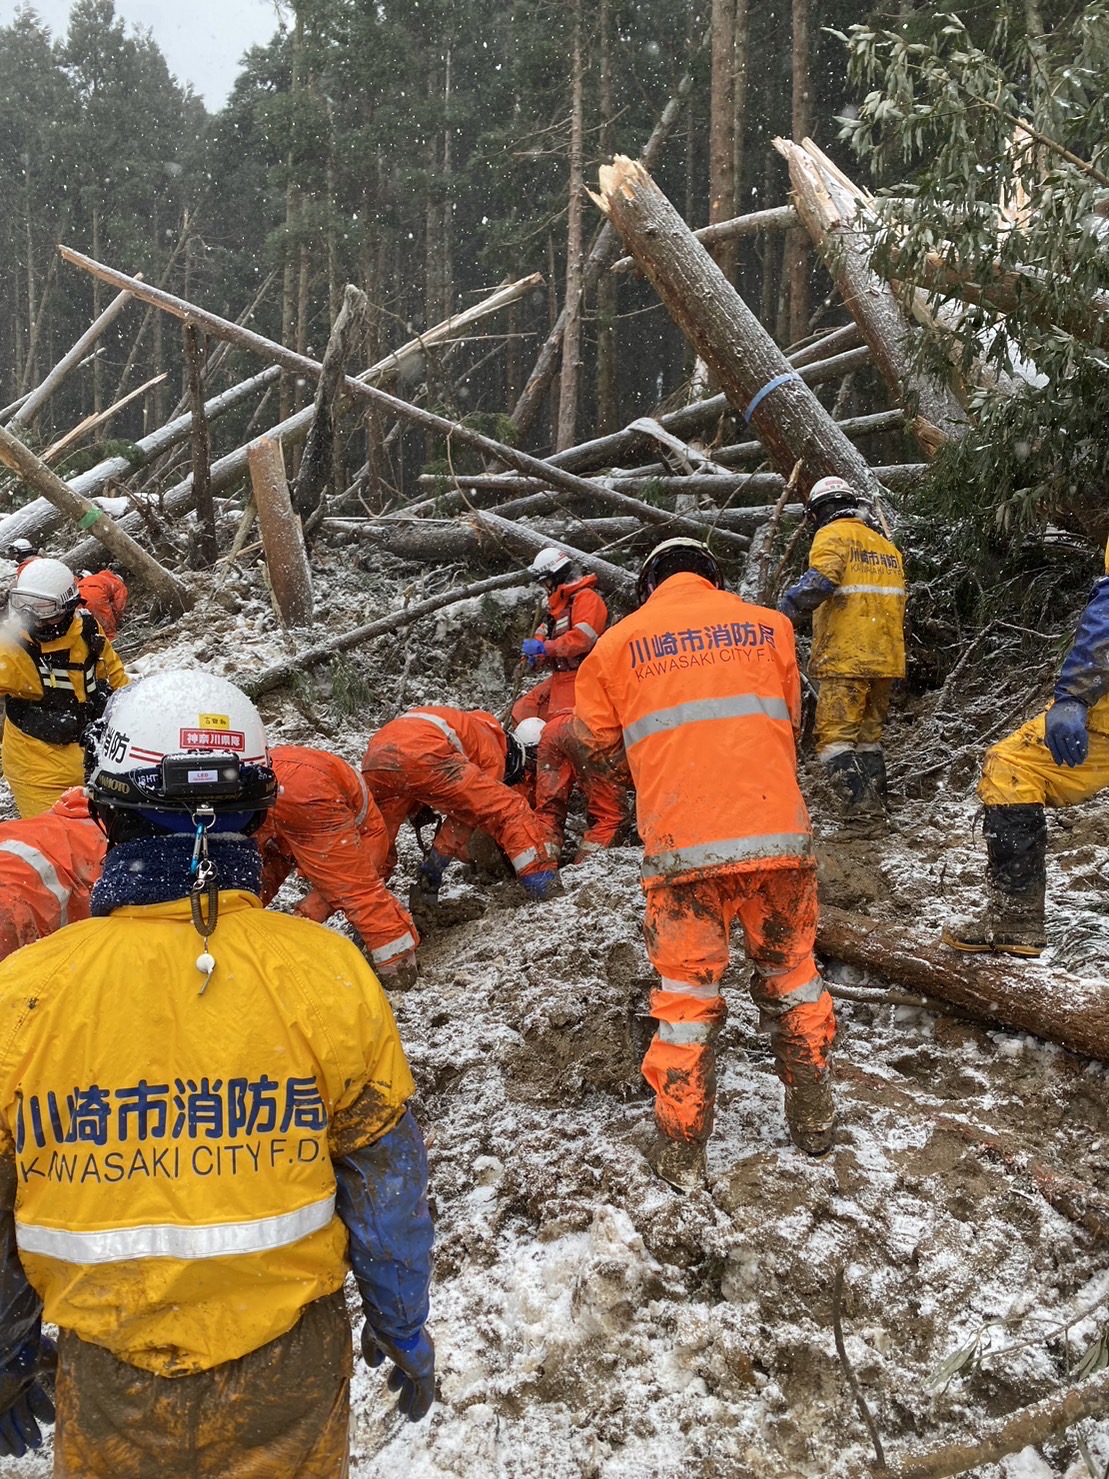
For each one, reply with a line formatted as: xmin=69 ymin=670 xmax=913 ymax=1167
xmin=1 ymin=540 xmax=1108 ymax=1477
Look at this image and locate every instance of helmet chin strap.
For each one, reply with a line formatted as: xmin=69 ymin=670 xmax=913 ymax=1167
xmin=189 ymin=809 xmax=219 ymax=993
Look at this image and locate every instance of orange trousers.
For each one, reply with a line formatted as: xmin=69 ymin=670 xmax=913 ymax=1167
xmin=535 ymin=712 xmax=630 ymax=857
xmin=641 ymin=863 xmax=835 ymax=1145
xmin=511 ymin=669 xmax=578 ymax=726
xmin=362 ymin=741 xmax=550 ymax=879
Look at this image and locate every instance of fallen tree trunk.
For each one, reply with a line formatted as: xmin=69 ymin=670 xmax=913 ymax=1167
xmin=0 ymin=366 xmax=280 ymax=551
xmin=40 ymin=372 xmax=167 ymax=464
xmin=6 ymin=286 xmax=135 ymax=433
xmin=610 ymin=203 xmax=799 ymax=275
xmin=774 ymin=137 xmax=966 ymax=455
xmin=59 ymin=247 xmax=751 ymax=560
xmin=0 ymin=424 xmax=191 ymax=611
xmin=878 ymin=1368 xmax=1109 ymax=1479
xmin=238 ymin=570 xmax=530 ymax=700
xmin=818 ymin=906 xmax=1109 ymax=1063
xmin=183 ymin=324 xmax=216 ymax=563
xmin=591 ymin=157 xmax=881 ymax=498
xmin=467 ymin=510 xmax=636 ymax=598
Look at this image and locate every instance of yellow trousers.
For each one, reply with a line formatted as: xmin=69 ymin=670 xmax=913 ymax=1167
xmin=1 ymin=720 xmax=85 ymax=818
xmin=814 ymin=677 xmax=893 ymax=758
xmin=979 ymin=710 xmax=1109 ymax=808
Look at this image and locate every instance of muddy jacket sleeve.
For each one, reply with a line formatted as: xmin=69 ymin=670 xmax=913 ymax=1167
xmin=543 ymin=588 xmax=608 ymax=662
xmin=1055 ymin=576 xmax=1109 ymax=709
xmin=333 ymin=1110 xmax=433 ymax=1347
xmin=0 ymin=1130 xmax=43 ymax=1369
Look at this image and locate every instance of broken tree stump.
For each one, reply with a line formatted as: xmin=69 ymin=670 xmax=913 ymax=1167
xmin=773 ymin=137 xmax=966 ymax=455
xmin=817 ymin=905 xmax=1109 ymax=1063
xmin=590 ymin=156 xmax=883 ymax=498
xmin=247 ymin=436 xmax=314 ymax=627
xmin=291 ymin=283 xmax=368 ymax=520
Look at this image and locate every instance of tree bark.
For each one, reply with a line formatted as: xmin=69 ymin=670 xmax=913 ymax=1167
xmin=556 ymin=0 xmax=586 ymax=452
xmin=878 ymin=1369 xmax=1109 ymax=1479
xmin=590 ymin=158 xmax=883 ymax=497
xmin=818 ymin=905 xmax=1109 ymax=1064
xmin=709 ymin=0 xmax=738 ymax=282
xmin=788 ymin=0 xmax=812 ymax=346
xmin=183 ymin=323 xmax=217 ymax=564
xmin=468 ymin=509 xmax=636 ymax=599
xmin=610 ymin=204 xmax=799 ymax=275
xmin=774 ymin=137 xmax=967 ymax=452
xmin=0 ymin=424 xmax=190 ymax=611
xmin=290 ymin=284 xmax=369 ymax=519
xmin=247 ymin=436 xmax=313 ymax=627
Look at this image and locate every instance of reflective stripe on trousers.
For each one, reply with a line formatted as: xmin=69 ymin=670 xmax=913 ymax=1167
xmin=16 ymin=1195 xmax=336 ymax=1265
xmin=370 ymin=930 xmax=416 ymax=964
xmin=658 ymin=1020 xmax=714 ymax=1046
xmin=0 ymin=840 xmax=69 ymax=925
xmin=642 ymin=831 xmax=811 ymax=880
xmin=398 ymin=712 xmax=464 ymax=752
xmin=623 ymin=694 xmax=792 ymax=751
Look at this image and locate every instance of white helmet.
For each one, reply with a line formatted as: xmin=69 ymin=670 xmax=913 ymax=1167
xmin=87 ymin=670 xmax=276 ymax=826
xmin=10 ymin=557 xmax=80 ymax=638
xmin=807 ymin=475 xmax=863 ymax=520
xmin=513 ymin=717 xmax=546 ymax=752
xmin=528 ymin=548 xmax=574 ymax=585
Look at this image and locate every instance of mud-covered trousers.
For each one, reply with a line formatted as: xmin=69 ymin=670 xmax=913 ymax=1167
xmin=813 ymin=676 xmax=893 ymax=759
xmin=53 ymin=1290 xmax=352 ymax=1478
xmin=979 ymin=708 xmax=1109 ymax=808
xmin=642 ymin=862 xmax=836 ymax=1145
xmin=534 ymin=711 xmax=630 ymax=857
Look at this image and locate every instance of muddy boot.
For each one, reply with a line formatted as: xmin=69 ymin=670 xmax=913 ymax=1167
xmin=942 ymin=804 xmax=1047 ymax=958
xmin=823 ymin=751 xmax=884 ymax=837
xmin=783 ymin=1067 xmax=836 ymax=1157
xmin=647 ymin=1134 xmax=707 ymax=1192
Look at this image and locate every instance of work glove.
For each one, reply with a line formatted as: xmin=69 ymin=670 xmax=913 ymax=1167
xmin=519 ymin=868 xmax=561 ymax=902
xmin=0 ymin=1336 xmax=56 ymax=1459
xmin=521 ymin=638 xmax=547 ymax=670
xmin=362 ymin=1325 xmax=435 ymax=1422
xmin=778 ymin=592 xmax=801 ymax=625
xmin=377 ymin=950 xmax=418 ymax=991
xmin=1045 ymin=698 xmax=1089 ymax=768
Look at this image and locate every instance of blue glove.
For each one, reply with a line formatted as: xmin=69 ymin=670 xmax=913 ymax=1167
xmin=519 ymin=869 xmax=560 ymax=901
xmin=416 ymin=848 xmax=449 ymax=895
xmin=0 ymin=1336 xmax=55 ymax=1459
xmin=1055 ymin=575 xmax=1109 ymax=710
xmin=1045 ymin=699 xmax=1089 ymax=768
xmin=362 ymin=1325 xmax=435 ymax=1422
xmin=779 ymin=568 xmax=838 ymax=622
xmin=521 ymin=638 xmax=546 ymax=669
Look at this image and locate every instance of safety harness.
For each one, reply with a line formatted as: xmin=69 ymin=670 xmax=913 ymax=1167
xmin=5 ymin=612 xmax=106 ymax=745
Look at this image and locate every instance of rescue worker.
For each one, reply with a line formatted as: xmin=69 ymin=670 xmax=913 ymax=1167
xmin=512 ymin=548 xmax=608 ymax=724
xmin=0 ymin=558 xmax=128 ymax=818
xmin=4 ymin=540 xmax=38 ymax=565
xmin=573 ymin=537 xmax=837 ymax=1190
xmin=76 ymin=569 xmax=128 ymax=641
xmin=779 ymin=476 xmax=906 ymax=825
xmin=944 ymin=542 xmax=1109 ymax=957
xmin=361 ymin=706 xmax=558 ymax=903
xmin=0 ymin=670 xmax=434 ymax=1472
xmin=258 ymin=744 xmax=420 ymax=988
xmin=0 ymin=788 xmax=105 ymax=960
xmin=526 ymin=713 xmax=632 ymax=862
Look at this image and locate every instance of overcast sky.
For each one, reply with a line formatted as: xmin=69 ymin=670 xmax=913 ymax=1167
xmin=0 ymin=0 xmax=280 ymax=108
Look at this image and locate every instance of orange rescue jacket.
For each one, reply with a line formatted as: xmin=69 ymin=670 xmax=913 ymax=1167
xmin=535 ymin=575 xmax=608 ymax=671
xmin=77 ymin=571 xmax=128 ymax=641
xmin=573 ymin=572 xmax=811 ymax=887
xmin=0 ymin=788 xmax=106 ymax=957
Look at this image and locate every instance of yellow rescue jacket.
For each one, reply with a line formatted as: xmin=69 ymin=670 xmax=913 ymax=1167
xmin=0 ymin=891 xmax=414 ymax=1376
xmin=807 ymin=517 xmax=906 ymax=679
xmin=0 ymin=612 xmax=129 ymax=817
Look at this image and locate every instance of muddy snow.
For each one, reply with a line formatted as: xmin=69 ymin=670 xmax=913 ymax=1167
xmin=0 ymin=543 xmax=1107 ymax=1478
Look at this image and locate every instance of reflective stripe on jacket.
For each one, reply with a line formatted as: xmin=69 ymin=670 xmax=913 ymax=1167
xmin=0 ymin=892 xmax=414 ymax=1375
xmin=807 ymin=518 xmax=906 ymax=678
xmin=538 ymin=575 xmax=608 ymax=671
xmin=0 ymin=788 xmax=105 ymax=956
xmin=572 ymin=572 xmax=810 ymax=887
